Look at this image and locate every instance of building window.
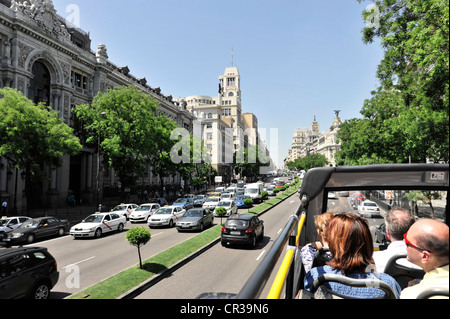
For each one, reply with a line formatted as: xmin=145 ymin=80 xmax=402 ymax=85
xmin=227 ymin=78 xmax=235 ymax=86
xmin=222 ymin=108 xmax=231 ymax=116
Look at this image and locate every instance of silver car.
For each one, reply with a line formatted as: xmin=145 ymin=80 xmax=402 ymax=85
xmin=176 ymin=208 xmax=213 ymax=232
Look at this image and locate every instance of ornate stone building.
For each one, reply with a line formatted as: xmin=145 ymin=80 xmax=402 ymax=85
xmin=286 ymin=112 xmax=341 ymax=167
xmin=1 ymin=0 xmax=194 ymax=212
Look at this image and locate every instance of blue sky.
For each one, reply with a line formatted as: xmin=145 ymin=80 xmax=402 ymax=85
xmin=53 ymin=0 xmax=384 ymax=168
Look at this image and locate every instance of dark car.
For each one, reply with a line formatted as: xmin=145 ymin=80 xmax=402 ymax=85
xmin=0 ymin=247 xmax=59 ymax=299
xmin=2 ymin=217 xmax=69 ymax=245
xmin=375 ymin=222 xmax=391 ymax=248
xmin=221 ymin=214 xmax=264 ymax=248
xmin=176 ymin=208 xmax=213 ymax=232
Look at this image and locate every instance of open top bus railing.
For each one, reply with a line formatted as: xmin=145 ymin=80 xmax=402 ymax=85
xmin=236 ymin=164 xmax=449 ymax=299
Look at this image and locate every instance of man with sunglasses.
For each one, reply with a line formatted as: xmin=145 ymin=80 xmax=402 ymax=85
xmin=400 ymin=218 xmax=449 ymax=299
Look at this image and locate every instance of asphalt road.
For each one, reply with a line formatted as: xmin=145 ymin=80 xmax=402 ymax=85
xmin=28 ymin=218 xmax=206 ymax=299
xmin=135 ymin=195 xmax=301 ymax=299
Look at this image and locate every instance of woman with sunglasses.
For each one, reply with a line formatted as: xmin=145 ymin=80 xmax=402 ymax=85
xmin=401 ymin=218 xmax=449 ymax=299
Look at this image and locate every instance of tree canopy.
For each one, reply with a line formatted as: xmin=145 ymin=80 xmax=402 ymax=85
xmin=0 ymin=87 xmax=82 ymax=205
xmin=73 ymin=85 xmax=173 ymax=193
xmin=337 ymin=0 xmax=449 ymax=165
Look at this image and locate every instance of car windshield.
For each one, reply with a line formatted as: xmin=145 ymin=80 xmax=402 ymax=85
xmin=0 ymin=219 xmax=11 ymax=226
xmin=83 ymin=215 xmax=104 ymax=223
xmin=175 ymin=199 xmax=188 ymax=203
xmin=235 ymin=196 xmax=246 ymax=200
xmin=245 ymin=189 xmax=257 ymax=194
xmin=155 ymin=208 xmax=173 ymax=215
xmin=217 ymin=201 xmax=231 ymax=207
xmin=363 ymin=202 xmax=377 ymax=207
xmin=112 ymin=205 xmax=127 ymax=211
xmin=184 ymin=210 xmax=203 ymax=217
xmin=207 ymin=198 xmax=220 ymax=202
xmin=226 ymin=219 xmax=248 ymax=228
xmin=135 ymin=206 xmax=152 ymax=211
xmin=325 ymin=189 xmax=447 ymax=221
xmin=19 ymin=219 xmax=40 ymax=228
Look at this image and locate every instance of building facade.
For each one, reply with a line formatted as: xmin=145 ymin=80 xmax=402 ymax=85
xmin=1 ymin=0 xmax=194 ymax=212
xmin=286 ymin=113 xmax=341 ymax=167
xmin=175 ymin=67 xmax=275 ymax=182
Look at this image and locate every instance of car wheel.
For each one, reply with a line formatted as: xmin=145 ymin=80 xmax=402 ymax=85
xmin=199 ymin=223 xmax=204 ymax=231
xmin=58 ymin=227 xmax=65 ymax=236
xmin=169 ymin=219 xmax=174 ymax=227
xmin=250 ymin=235 xmax=257 ymax=248
xmin=94 ymin=228 xmax=102 ymax=238
xmin=117 ymin=223 xmax=124 ymax=232
xmin=26 ymin=234 xmax=35 ymax=244
xmin=221 ymin=240 xmax=227 ymax=247
xmin=30 ymin=281 xmax=51 ymax=299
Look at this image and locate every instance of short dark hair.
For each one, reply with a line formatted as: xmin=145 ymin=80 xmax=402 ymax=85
xmin=385 ymin=208 xmax=415 ymax=241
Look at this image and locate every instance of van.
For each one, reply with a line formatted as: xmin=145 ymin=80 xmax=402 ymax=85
xmin=244 ymin=183 xmax=264 ymax=203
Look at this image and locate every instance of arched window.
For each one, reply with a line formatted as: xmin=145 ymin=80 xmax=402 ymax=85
xmin=29 ymin=61 xmax=51 ymax=105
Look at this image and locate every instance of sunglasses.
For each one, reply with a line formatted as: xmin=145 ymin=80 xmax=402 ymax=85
xmin=403 ymin=233 xmax=433 ymax=253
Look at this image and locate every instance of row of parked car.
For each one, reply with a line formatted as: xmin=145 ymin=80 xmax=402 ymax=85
xmin=0 ymin=216 xmax=70 ymax=245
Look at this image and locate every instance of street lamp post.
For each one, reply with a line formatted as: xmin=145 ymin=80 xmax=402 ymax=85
xmin=96 ymin=112 xmax=106 ymax=210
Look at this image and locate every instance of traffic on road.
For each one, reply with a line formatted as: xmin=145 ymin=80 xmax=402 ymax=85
xmin=0 ymin=176 xmax=295 ymax=299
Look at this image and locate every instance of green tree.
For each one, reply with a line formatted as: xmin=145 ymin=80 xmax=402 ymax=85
xmin=126 ymin=227 xmax=151 ymax=269
xmin=233 ymin=145 xmax=269 ymax=181
xmin=0 ymin=88 xmax=82 ymax=207
xmin=338 ymin=0 xmax=449 ymax=165
xmin=215 ymin=206 xmax=227 ymax=225
xmin=286 ymin=154 xmax=329 ymax=171
xmin=73 ymin=85 xmax=173 ymax=199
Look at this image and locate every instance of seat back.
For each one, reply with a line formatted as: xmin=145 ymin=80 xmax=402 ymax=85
xmin=310 ymin=273 xmax=398 ymax=299
xmin=384 ymin=253 xmax=425 ymax=289
xmin=416 ymin=288 xmax=449 ymax=299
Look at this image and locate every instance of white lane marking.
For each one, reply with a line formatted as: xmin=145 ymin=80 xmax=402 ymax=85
xmin=151 ymin=232 xmax=164 ymax=237
xmin=63 ymin=256 xmax=95 ymax=269
xmin=256 ymin=250 xmax=266 ymax=261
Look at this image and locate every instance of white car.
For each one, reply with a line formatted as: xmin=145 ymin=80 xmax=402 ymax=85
xmin=357 ymin=200 xmax=381 ymax=217
xmin=220 ymin=193 xmax=234 ymax=201
xmin=70 ymin=213 xmax=127 ymax=238
xmin=203 ymin=197 xmax=221 ymax=211
xmin=129 ymin=203 xmax=160 ymax=223
xmin=110 ymin=203 xmax=138 ymax=220
xmin=214 ymin=200 xmax=238 ymax=217
xmin=147 ymin=206 xmax=186 ymax=228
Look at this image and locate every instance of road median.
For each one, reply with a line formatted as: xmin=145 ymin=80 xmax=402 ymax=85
xmin=66 ymin=181 xmax=300 ymax=299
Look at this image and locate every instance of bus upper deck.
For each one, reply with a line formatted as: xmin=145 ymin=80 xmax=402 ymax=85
xmin=236 ymin=163 xmax=449 ymax=299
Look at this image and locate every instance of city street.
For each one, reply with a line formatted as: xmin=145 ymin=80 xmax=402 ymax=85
xmin=28 ymin=217 xmax=208 ymax=298
xmin=19 ymin=187 xmax=385 ymax=299
xmin=135 ymin=193 xmax=300 ymax=299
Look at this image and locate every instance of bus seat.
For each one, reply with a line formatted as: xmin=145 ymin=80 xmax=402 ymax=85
xmin=308 ymin=273 xmax=398 ymax=299
xmin=384 ymin=253 xmax=425 ymax=289
xmin=416 ymin=288 xmax=449 ymax=299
